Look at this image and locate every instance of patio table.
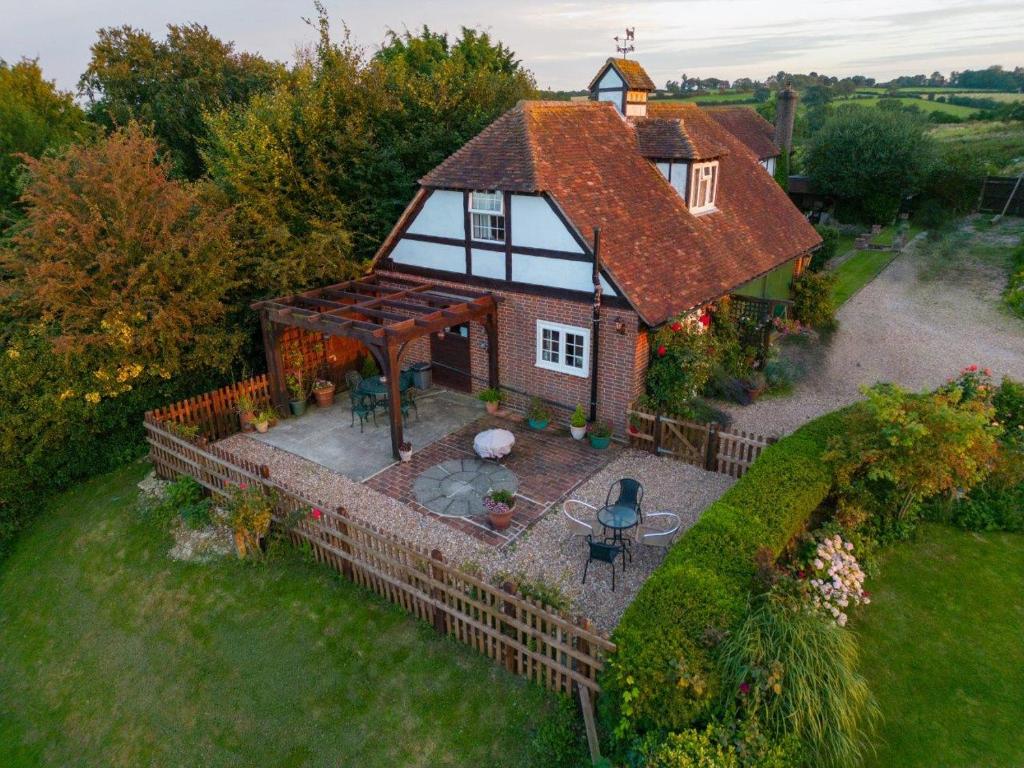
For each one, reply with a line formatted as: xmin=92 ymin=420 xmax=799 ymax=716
xmin=597 ymin=504 xmax=639 ymax=554
xmin=358 ymin=375 xmax=411 ymax=401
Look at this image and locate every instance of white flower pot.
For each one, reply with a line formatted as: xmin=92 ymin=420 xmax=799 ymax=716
xmin=570 ymin=425 xmax=587 ymax=440
xmin=399 ymin=449 xmax=413 ymax=463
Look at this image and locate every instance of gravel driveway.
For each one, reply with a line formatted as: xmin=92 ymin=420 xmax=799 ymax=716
xmin=723 ymin=222 xmax=1024 ymax=436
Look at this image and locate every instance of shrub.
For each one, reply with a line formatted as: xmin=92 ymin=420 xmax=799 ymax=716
xmin=360 ymin=354 xmax=380 ymax=379
xmin=635 ymin=727 xmax=739 ymax=768
xmin=646 ymin=311 xmax=717 ymax=414
xmin=226 ymin=482 xmax=275 ymax=558
xmin=717 ymin=595 xmax=877 ymax=768
xmin=994 ymin=375 xmax=1024 ymax=450
xmin=601 ymin=411 xmax=845 ymax=739
xmin=570 ymin=403 xmax=587 ymax=428
xmin=526 ymin=694 xmax=589 ymax=767
xmin=166 ymin=476 xmax=212 ymax=529
xmin=810 ymin=225 xmax=840 ymax=271
xmin=790 ymin=271 xmax=837 ymax=330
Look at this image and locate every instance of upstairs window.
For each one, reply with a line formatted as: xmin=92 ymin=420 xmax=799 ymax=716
xmin=469 ymin=191 xmax=505 ymax=243
xmin=535 ymin=320 xmax=589 ymax=378
xmin=690 ymin=162 xmax=719 ymax=213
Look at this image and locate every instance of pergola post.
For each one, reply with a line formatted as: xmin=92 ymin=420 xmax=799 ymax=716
xmin=484 ymin=312 xmax=499 ymax=389
xmin=384 ymin=341 xmax=404 ymax=459
xmin=260 ymin=310 xmax=289 ymax=410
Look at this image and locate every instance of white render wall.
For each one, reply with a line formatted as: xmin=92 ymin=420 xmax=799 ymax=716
xmin=406 ymin=190 xmax=464 ymax=239
xmin=510 ymin=195 xmax=584 ymax=253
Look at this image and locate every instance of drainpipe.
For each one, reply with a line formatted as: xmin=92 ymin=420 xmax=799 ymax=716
xmin=589 ymin=228 xmax=602 ymax=423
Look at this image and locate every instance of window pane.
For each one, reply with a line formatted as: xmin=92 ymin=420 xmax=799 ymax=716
xmin=541 ymin=328 xmax=560 ymax=363
xmin=470 ymin=191 xmax=502 ymax=213
xmin=565 ymin=332 xmax=585 ymax=368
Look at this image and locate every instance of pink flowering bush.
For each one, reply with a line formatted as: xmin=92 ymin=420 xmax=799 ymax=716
xmin=803 ymin=533 xmax=869 ymax=627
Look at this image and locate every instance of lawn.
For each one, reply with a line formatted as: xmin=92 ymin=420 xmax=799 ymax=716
xmin=0 ymin=463 xmax=577 ymax=768
xmin=839 ymin=96 xmax=979 ymax=118
xmin=856 ymin=524 xmax=1024 ymax=768
xmin=831 ymin=249 xmax=897 ymax=306
xmin=929 ymin=121 xmax=1024 ymax=175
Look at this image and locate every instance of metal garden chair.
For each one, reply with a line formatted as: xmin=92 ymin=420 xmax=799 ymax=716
xmin=561 ymin=500 xmax=596 ymax=553
xmin=348 ymin=389 xmax=377 ymax=432
xmin=605 ymin=478 xmax=644 ymax=523
xmin=582 ymin=535 xmax=624 ymax=591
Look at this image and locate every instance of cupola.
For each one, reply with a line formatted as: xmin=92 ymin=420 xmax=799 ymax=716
xmin=588 ymin=57 xmax=655 ymax=117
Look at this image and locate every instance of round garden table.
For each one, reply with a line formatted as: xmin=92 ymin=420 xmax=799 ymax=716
xmin=597 ymin=504 xmax=639 ymax=553
xmin=358 ymin=375 xmax=410 ymax=401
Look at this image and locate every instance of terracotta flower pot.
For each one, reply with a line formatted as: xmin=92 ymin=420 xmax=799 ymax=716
xmin=488 ymin=507 xmax=514 ymax=531
xmin=255 ymin=421 xmax=269 ymax=434
xmin=239 ymin=411 xmax=256 ymax=432
xmin=314 ymin=384 xmax=336 ymax=408
xmin=485 ymin=401 xmax=499 ymax=415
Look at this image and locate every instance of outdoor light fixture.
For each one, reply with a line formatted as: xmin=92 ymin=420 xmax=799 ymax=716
xmin=614 ymin=318 xmax=626 ymax=335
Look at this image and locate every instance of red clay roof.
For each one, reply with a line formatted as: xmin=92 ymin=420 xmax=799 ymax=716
xmin=416 ymin=100 xmax=820 ymax=326
xmin=633 ymin=116 xmax=727 ymax=160
xmin=588 ymin=57 xmax=656 ymax=92
xmin=704 ymin=106 xmax=780 ymax=160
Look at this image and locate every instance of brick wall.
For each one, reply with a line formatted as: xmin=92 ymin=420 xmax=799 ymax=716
xmin=380 ymin=270 xmax=648 ymax=434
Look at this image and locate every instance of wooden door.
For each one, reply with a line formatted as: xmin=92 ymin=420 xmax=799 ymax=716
xmin=430 ymin=323 xmax=472 ymax=392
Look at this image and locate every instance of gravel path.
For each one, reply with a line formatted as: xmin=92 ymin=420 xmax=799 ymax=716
xmin=218 ymin=435 xmax=733 ymax=634
xmin=723 ymin=221 xmax=1024 ymax=436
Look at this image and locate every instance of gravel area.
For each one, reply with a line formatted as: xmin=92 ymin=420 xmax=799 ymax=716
xmin=217 ymin=436 xmax=733 ymax=634
xmin=723 ymin=219 xmax=1024 ymax=436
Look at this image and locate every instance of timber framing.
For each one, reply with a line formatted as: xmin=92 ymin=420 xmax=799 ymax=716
xmin=252 ymin=273 xmax=499 ymax=458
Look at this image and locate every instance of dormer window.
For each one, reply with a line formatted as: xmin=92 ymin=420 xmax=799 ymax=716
xmin=469 ymin=191 xmax=505 ymax=243
xmin=690 ymin=162 xmax=719 ymax=213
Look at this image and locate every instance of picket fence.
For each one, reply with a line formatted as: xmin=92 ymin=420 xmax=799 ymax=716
xmin=143 ymin=389 xmax=614 ymax=698
xmin=626 ymin=407 xmax=776 ymax=478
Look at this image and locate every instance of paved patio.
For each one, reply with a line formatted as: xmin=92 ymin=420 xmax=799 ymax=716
xmin=250 ymin=389 xmax=483 ymax=481
xmin=365 ymin=413 xmax=622 ymax=546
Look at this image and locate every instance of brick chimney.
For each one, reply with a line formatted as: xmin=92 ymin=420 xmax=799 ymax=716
xmin=774 ymin=85 xmax=798 ymax=155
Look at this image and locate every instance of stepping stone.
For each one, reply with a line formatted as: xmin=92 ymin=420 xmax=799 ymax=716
xmin=412 ymin=459 xmax=520 ymax=518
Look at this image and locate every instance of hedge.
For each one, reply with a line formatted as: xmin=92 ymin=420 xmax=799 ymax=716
xmin=600 ymin=410 xmax=848 ymax=737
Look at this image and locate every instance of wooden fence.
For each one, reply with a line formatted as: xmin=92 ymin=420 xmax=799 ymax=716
xmin=148 ymin=375 xmax=272 ymax=441
xmin=979 ymin=175 xmax=1024 ymax=217
xmin=143 ymin=409 xmax=615 ymax=697
xmin=626 ymin=407 xmax=776 ymax=478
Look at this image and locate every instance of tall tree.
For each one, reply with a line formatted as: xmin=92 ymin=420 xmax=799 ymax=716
xmin=804 ymin=106 xmax=936 ymax=224
xmin=79 ymin=24 xmax=285 ymax=179
xmin=0 ymin=59 xmax=92 ymax=231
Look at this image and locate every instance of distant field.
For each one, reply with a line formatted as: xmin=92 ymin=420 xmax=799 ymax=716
xmin=840 ymin=96 xmax=979 ymax=117
xmin=653 ymin=92 xmax=756 ymax=105
xmin=955 ymin=92 xmax=1024 ymax=103
xmin=928 ymin=121 xmax=1024 ymax=174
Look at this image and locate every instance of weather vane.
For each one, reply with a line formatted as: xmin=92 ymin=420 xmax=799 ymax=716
xmin=614 ymin=28 xmax=635 ymax=59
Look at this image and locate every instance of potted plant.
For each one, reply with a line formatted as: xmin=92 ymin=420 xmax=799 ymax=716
xmin=286 ymin=372 xmax=308 ymax=416
xmin=253 ymin=408 xmax=275 ymax=434
xmin=478 ymin=387 xmax=501 ymax=414
xmin=484 ymin=489 xmax=516 ymax=531
xmin=588 ymin=421 xmax=612 ymax=449
xmin=527 ymin=397 xmax=551 ymax=430
xmin=569 ymin=404 xmax=587 ymax=440
xmin=399 ymin=441 xmax=413 ymax=462
xmin=236 ymin=392 xmax=257 ymax=431
xmin=313 ymin=378 xmax=336 ymax=408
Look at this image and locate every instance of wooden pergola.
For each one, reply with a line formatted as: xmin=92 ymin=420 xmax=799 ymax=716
xmin=252 ymin=274 xmax=499 ymax=459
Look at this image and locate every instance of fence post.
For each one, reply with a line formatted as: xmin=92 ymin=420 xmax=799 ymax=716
xmin=337 ymin=507 xmax=354 ymax=580
xmin=652 ymin=412 xmax=662 ymax=455
xmin=501 ymin=581 xmax=519 ymax=674
xmin=705 ymin=423 xmax=719 ymax=472
xmin=430 ymin=549 xmax=447 ymax=635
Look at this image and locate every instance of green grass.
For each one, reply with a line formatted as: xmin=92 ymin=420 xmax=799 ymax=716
xmin=0 ymin=463 xmax=574 ymax=768
xmin=830 ymin=249 xmax=897 ymax=305
xmin=856 ymin=524 xmax=1024 ymax=768
xmin=929 ymin=121 xmax=1024 ymax=175
xmin=839 ymin=96 xmax=979 ymax=118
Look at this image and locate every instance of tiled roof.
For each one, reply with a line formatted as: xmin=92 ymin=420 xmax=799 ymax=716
xmin=588 ymin=57 xmax=656 ymax=92
xmin=704 ymin=106 xmax=780 ymax=160
xmin=415 ymin=100 xmax=820 ymax=327
xmin=633 ymin=117 xmax=727 ymax=160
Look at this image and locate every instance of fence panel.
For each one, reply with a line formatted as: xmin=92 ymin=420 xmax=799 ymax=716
xmin=148 ymin=375 xmax=271 ymax=441
xmin=979 ymin=175 xmax=1024 ymax=217
xmin=143 ymin=417 xmax=614 ymax=696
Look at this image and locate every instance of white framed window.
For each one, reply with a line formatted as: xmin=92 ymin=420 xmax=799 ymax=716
xmin=469 ymin=191 xmax=505 ymax=243
xmin=690 ymin=161 xmax=719 ymax=213
xmin=535 ymin=320 xmax=590 ymax=378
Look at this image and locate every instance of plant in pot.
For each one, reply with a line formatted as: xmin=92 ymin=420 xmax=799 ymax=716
xmin=588 ymin=421 xmax=613 ymax=449
xmin=484 ymin=488 xmax=516 ymax=531
xmin=478 ymin=387 xmax=502 ymax=414
xmin=569 ymin=404 xmax=588 ymax=440
xmin=286 ymin=371 xmax=308 ymax=416
xmin=253 ymin=408 xmax=275 ymax=434
xmin=399 ymin=441 xmax=413 ymax=462
xmin=527 ymin=397 xmax=552 ymax=430
xmin=236 ymin=392 xmax=257 ymax=431
xmin=313 ymin=378 xmax=336 ymax=408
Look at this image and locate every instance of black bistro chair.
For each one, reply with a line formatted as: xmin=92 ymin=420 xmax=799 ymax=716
xmin=582 ymin=535 xmax=624 ymax=591
xmin=605 ymin=478 xmax=644 ymax=523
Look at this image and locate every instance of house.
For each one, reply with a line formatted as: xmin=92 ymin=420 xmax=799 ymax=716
xmin=371 ymin=57 xmax=820 ymax=435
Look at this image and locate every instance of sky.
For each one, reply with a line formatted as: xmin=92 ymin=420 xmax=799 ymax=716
xmin=2 ymin=0 xmax=1022 ymax=92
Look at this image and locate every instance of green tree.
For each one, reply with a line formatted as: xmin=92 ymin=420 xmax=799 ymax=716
xmin=0 ymin=59 xmax=92 ymax=231
xmin=79 ymin=23 xmax=284 ymax=179
xmin=804 ymin=106 xmax=935 ymax=224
